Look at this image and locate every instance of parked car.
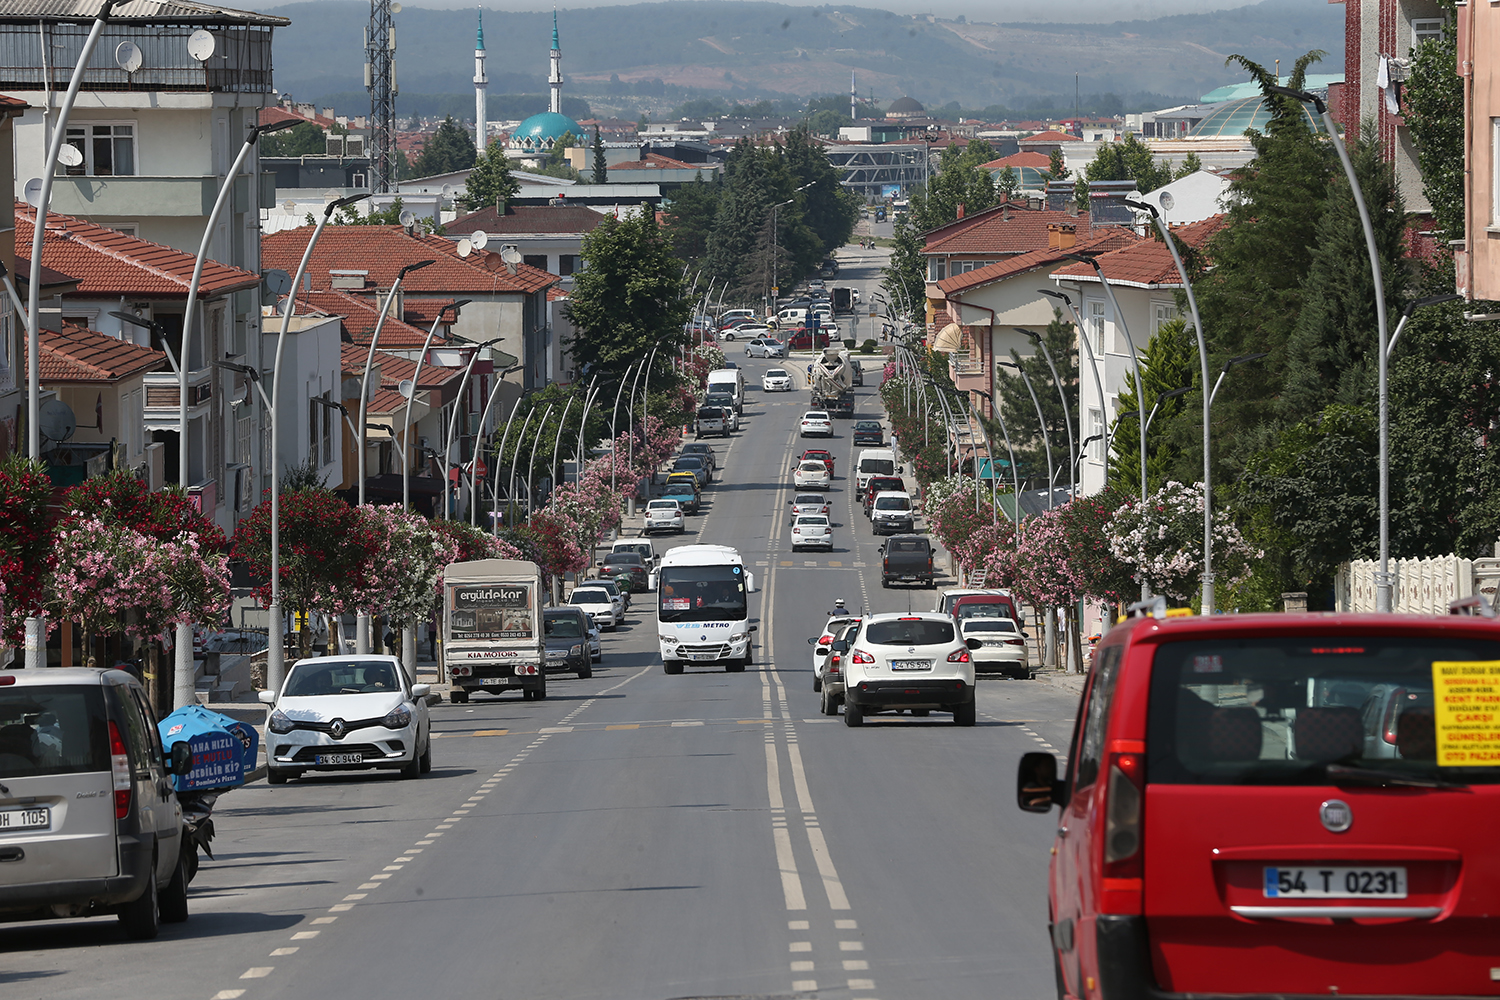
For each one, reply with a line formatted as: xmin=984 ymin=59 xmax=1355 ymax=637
xmin=762 ymin=367 xmax=794 ymax=392
xmin=568 ymin=586 xmax=618 ymax=631
xmin=590 ymin=578 xmax=629 ymax=615
xmin=599 ymin=552 xmax=650 ymax=593
xmin=799 ymin=410 xmax=833 ymax=438
xmin=543 ymin=607 xmax=593 ymax=679
xmin=879 ymin=534 xmax=934 ymax=588
xmin=1015 ymin=605 xmax=1500 ymax=1000
xmin=786 ymin=328 xmax=831 ymax=351
xmin=960 ymin=617 xmax=1030 ymax=678
xmin=853 ymin=420 xmax=884 ymax=446
xmin=611 ymin=539 xmax=656 ymax=571
xmin=789 ymin=492 xmax=831 ymax=525
xmin=661 ymin=480 xmax=700 ymax=515
xmin=839 ymin=613 xmax=979 ymax=727
xmin=948 ymin=590 xmax=1021 ymax=625
xmin=849 ymin=359 xmax=864 ymax=386
xmin=704 ymin=393 xmax=740 ymax=428
xmin=262 ymin=655 xmax=432 ymax=784
xmin=666 ymin=472 xmax=703 ymax=499
xmin=678 ymin=443 xmax=717 ymax=474
xmin=720 ymin=322 xmax=768 ymax=341
xmin=870 ymin=491 xmax=915 ymax=534
xmin=746 ymin=337 xmax=787 ymax=358
xmin=801 ymin=448 xmax=835 ymax=474
xmin=671 ymin=455 xmax=712 ymax=487
xmin=644 ymin=497 xmax=685 ymax=534
xmin=791 ymin=513 xmax=834 ymax=552
xmin=0 ymin=667 xmax=195 ymax=939
xmin=794 ymin=460 xmax=832 ymax=491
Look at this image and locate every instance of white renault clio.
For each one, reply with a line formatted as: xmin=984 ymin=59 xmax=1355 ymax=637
xmin=260 ymin=655 xmax=431 ymax=783
xmin=839 ymin=613 xmax=980 ymax=727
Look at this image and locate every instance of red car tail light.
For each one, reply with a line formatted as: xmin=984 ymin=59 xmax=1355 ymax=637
xmin=947 ymin=648 xmax=970 ymax=662
xmin=109 ymin=720 xmax=132 ymax=820
xmin=1103 ymin=752 xmax=1145 ymax=878
xmin=851 ymin=649 xmax=874 ymax=664
xmin=1004 ymin=638 xmax=1024 ymax=646
xmin=817 ymin=635 xmax=832 ymax=645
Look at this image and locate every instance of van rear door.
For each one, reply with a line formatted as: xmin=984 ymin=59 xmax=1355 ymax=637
xmin=1140 ymin=632 xmax=1500 ymax=996
xmin=0 ymin=682 xmax=117 ymax=884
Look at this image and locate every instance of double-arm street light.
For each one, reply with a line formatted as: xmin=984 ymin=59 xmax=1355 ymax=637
xmin=1015 ymin=328 xmax=1076 ymax=502
xmin=769 ymin=181 xmax=816 ymax=311
xmin=465 ymin=364 xmax=525 ymax=527
xmin=402 ymin=299 xmax=471 ymax=512
xmin=1209 ymin=353 xmax=1269 ymax=406
xmin=1038 ymin=288 xmax=1110 ymax=480
xmin=439 ymin=337 xmax=504 ymax=522
xmin=998 ymin=360 xmax=1056 ymax=508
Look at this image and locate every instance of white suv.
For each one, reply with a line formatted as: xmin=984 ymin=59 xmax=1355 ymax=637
xmin=839 ymin=613 xmax=979 ymax=727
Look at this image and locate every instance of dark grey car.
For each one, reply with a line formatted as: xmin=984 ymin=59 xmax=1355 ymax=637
xmin=544 ymin=608 xmax=594 ymax=679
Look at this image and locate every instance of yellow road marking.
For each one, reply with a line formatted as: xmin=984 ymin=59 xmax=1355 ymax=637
xmin=606 ymin=724 xmax=640 ymax=730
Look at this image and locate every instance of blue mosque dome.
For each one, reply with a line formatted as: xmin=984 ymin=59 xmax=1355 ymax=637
xmin=1187 ymin=95 xmax=1325 ymax=139
xmin=510 ymin=111 xmax=583 ymax=151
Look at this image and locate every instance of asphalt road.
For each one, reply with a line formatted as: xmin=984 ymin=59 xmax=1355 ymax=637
xmin=1 ymin=251 xmax=1084 ymax=1000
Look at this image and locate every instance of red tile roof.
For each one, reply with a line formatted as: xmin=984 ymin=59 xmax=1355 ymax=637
xmin=978 ymin=151 xmax=1051 ymax=171
xmin=446 ymin=204 xmax=605 ymax=236
xmin=936 ymin=228 xmax=1143 ymax=296
xmin=366 ymin=388 xmax=411 ymax=416
xmin=1018 ymin=130 xmax=1078 ymax=144
xmin=401 ymin=298 xmax=458 ymax=329
xmin=339 ymin=343 xmax=465 ymax=391
xmin=258 ymin=105 xmax=335 ymax=130
xmin=30 ymin=323 xmax=167 ymax=383
xmin=1050 ymin=215 xmax=1226 ymax=288
xmin=15 ymin=206 xmax=260 ymax=298
xmin=298 ymin=289 xmax=437 ymax=348
xmin=611 ymin=153 xmax=699 ymax=170
xmin=924 ymin=204 xmax=1097 ymax=257
xmin=262 ymin=225 xmax=559 ymax=296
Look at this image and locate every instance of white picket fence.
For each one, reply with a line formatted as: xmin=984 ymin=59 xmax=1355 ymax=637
xmin=1336 ymin=555 xmax=1500 ymax=613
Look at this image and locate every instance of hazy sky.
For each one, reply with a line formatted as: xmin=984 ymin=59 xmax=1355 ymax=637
xmin=401 ymin=0 xmax=1261 ymax=25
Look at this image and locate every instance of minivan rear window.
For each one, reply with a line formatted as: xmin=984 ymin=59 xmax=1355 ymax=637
xmin=1147 ymin=636 xmax=1500 ymax=786
xmin=866 ymin=620 xmax=954 ymax=646
xmin=0 ymin=687 xmax=109 ymax=779
xmin=956 ymin=600 xmax=1013 ymax=620
xmin=874 ymin=496 xmax=910 ymax=510
xmin=860 ymin=459 xmax=895 ymax=476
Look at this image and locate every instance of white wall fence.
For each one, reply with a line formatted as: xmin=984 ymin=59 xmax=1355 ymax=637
xmin=1336 ymin=555 xmax=1500 ymax=613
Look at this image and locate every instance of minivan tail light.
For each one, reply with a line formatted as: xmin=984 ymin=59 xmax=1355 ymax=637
xmin=1102 ymin=752 xmax=1144 ymax=878
xmin=108 ymin=720 xmax=132 ymax=820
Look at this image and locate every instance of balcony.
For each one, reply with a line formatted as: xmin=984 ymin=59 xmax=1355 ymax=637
xmin=49 ymin=173 xmax=273 ymax=219
xmin=142 ymin=369 xmax=213 ymax=431
xmin=948 ymin=350 xmax=988 ymax=393
xmin=0 ymin=23 xmax=276 ymax=95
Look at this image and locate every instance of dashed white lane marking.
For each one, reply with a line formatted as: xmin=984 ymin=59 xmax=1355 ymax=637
xmin=790 ymin=941 xmax=813 ymax=952
xmin=792 ymin=980 xmax=818 ymax=992
xmin=270 ymin=947 xmax=298 ymax=957
xmin=844 ymin=960 xmax=869 ymax=970
xmin=791 ymin=960 xmax=815 ymax=972
xmin=239 ymin=967 xmax=273 ymax=979
xmin=212 ymin=991 xmax=246 ymax=999
xmin=840 ymin=940 xmax=865 ymax=950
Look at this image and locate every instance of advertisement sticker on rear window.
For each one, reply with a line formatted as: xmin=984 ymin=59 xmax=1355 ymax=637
xmin=450 ymin=583 xmax=535 ymax=640
xmin=1192 ymin=654 xmax=1224 ymax=674
xmin=1432 ymin=659 xmax=1500 ymax=766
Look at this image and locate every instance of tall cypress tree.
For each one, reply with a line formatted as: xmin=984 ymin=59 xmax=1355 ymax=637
xmin=995 ymin=310 xmax=1079 ymax=490
xmin=591 ymin=127 xmax=608 ymax=184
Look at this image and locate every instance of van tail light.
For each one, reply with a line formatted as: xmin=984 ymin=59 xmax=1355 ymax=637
xmin=1103 ymin=752 xmax=1144 ymax=878
xmin=108 ymin=720 xmax=132 ymax=820
xmin=947 ymin=648 xmax=970 ymax=662
xmin=1381 ymin=688 xmax=1407 ymax=745
xmin=851 ymin=649 xmax=874 ymax=664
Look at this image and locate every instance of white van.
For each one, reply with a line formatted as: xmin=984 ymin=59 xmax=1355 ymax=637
xmin=777 ymin=307 xmax=808 ymax=327
xmin=855 ymin=448 xmax=899 ymax=492
xmin=705 ymin=369 xmax=745 ymax=414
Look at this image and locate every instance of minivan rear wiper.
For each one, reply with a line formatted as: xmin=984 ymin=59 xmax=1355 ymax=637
xmin=1325 ymin=763 xmax=1467 ymax=790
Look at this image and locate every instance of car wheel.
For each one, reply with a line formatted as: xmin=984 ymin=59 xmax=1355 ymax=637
xmin=821 ymin=687 xmax=840 ymax=716
xmin=450 ymin=689 xmax=469 ymax=704
xmin=266 ymin=767 xmax=289 ymax=785
xmin=400 ymin=751 xmax=421 ymax=779
xmin=419 ymin=737 xmax=433 ymax=774
xmin=881 ymin=576 xmax=890 ymax=588
xmin=843 ymin=700 xmax=864 ymax=727
xmin=813 ymin=673 xmax=822 ymax=692
xmin=911 ymin=709 xmax=930 ymax=717
xmin=577 ymin=663 xmax=592 ymax=679
xmin=159 ymin=852 xmax=189 ymax=924
xmin=118 ymin=858 xmax=160 ymax=940
xmin=953 ymin=700 xmax=977 ymax=727
xmin=663 ymin=659 xmax=683 ymax=675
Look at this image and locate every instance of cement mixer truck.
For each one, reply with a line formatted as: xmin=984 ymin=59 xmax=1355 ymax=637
xmin=809 ymin=346 xmax=855 ymax=418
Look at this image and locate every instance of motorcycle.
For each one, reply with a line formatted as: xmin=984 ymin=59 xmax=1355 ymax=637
xmin=158 ymin=705 xmax=259 ymax=882
xmin=177 ymin=788 xmax=223 ymax=881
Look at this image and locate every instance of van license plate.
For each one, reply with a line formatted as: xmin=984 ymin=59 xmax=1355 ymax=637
xmin=480 ymin=677 xmax=507 ymax=686
xmin=316 ymin=753 xmax=363 ymax=765
xmin=1263 ymin=866 xmax=1407 ymax=898
xmin=0 ymin=807 xmax=49 ymax=830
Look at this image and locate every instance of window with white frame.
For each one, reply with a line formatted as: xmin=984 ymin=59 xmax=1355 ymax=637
xmin=320 ymin=391 xmax=333 ymax=466
xmin=927 ymin=258 xmax=947 ymax=281
xmin=1412 ymin=17 xmax=1445 ymax=47
xmin=1152 ymin=302 xmax=1178 ymax=334
xmin=1087 ymin=300 xmax=1107 ymax=354
xmin=952 ymin=260 xmax=995 ymax=274
xmin=1089 ymin=408 xmax=1104 ymax=462
xmin=60 ymin=123 xmax=136 ymax=176
xmin=1493 ymin=120 xmax=1500 ymax=228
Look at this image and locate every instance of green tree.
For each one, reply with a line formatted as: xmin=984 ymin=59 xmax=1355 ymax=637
xmin=663 ymin=175 xmax=721 ymax=261
xmin=882 ymin=214 xmax=926 ymax=325
xmin=1281 ymin=120 xmax=1409 ymax=418
xmin=910 ymin=140 xmax=1000 ymax=230
xmin=1403 ymin=0 xmax=1463 ymax=244
xmin=1074 ymin=132 xmax=1174 ymax=212
xmin=995 ymin=165 xmax=1019 ymax=199
xmin=784 ymin=124 xmax=860 ymax=253
xmin=1109 ymin=317 xmax=1197 ymax=498
xmin=328 ymin=197 xmax=416 ymax=226
xmin=703 ymin=139 xmax=820 ymax=300
xmin=591 ymin=127 xmax=608 ymax=184
xmin=261 ymin=120 xmax=328 ymax=157
xmin=994 ymin=311 xmax=1078 ymax=489
xmin=461 ymin=141 xmax=520 ymax=213
xmin=564 ymin=209 xmax=692 ymax=380
xmin=1047 ymin=147 xmax=1067 ymax=180
xmin=412 ymin=115 xmax=477 ymax=177
xmin=1174 ymin=150 xmax=1204 ymax=179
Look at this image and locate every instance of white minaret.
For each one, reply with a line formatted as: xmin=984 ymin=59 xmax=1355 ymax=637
xmin=548 ymin=10 xmax=563 ymax=115
xmin=850 ymin=69 xmax=857 ymax=121
xmin=474 ymin=8 xmax=488 ymax=154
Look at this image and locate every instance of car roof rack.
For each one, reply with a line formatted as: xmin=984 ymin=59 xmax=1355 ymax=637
xmin=1126 ymin=596 xmax=1168 ymax=620
xmin=1448 ymin=594 xmax=1497 ymax=618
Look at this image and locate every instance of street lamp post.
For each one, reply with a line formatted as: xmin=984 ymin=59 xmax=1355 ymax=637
xmin=1039 ymin=289 xmax=1110 ymax=480
xmin=439 ymin=338 xmax=503 ymax=522
xmin=1018 ymin=328 xmax=1076 ymax=502
xmin=466 ymin=366 xmax=526 ymax=529
xmin=1269 ymin=85 xmax=1394 ymax=610
xmin=402 ymin=298 xmax=471 ymax=512
xmin=527 ymin=403 xmax=555 ymax=513
xmin=971 ymin=388 xmax=1023 ymax=532
xmin=769 ymin=181 xmax=816 ymax=313
xmin=508 ymin=406 xmax=538 ymax=529
xmin=998 ymin=360 xmax=1055 ymax=509
xmin=609 ymin=361 xmax=638 ymax=500
xmin=490 ymin=393 xmax=527 ymax=535
xmin=1208 ymin=353 xmax=1269 ymax=407
xmin=550 ymin=395 xmax=576 ymax=493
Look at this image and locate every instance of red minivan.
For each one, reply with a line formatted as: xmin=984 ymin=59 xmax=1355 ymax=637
xmin=1017 ymin=605 xmax=1500 ymax=999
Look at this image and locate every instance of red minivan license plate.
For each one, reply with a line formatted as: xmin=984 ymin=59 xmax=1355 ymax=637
xmin=1264 ymin=866 xmax=1407 ymax=898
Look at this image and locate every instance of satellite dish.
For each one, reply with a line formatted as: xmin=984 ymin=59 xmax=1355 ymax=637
xmin=440 ymin=183 xmax=454 ymax=198
xmin=263 ymin=269 xmax=293 ymax=297
xmin=23 ymin=177 xmax=47 ymax=209
xmin=499 ymin=246 xmax=522 ymax=265
xmin=1158 ymin=191 xmax=1176 ymax=211
xmin=115 ymin=40 xmax=143 ymax=73
xmin=38 ymin=399 xmax=76 ymax=445
xmin=469 ymin=230 xmax=489 ymax=250
xmin=397 ymin=379 xmax=415 ymax=399
xmin=391 ymin=1 xmax=402 ymax=11
xmin=399 ymin=209 xmax=417 ymax=227
xmin=57 ymin=144 xmax=83 ymax=167
xmin=456 ymin=239 xmax=473 ymax=258
xmin=187 ymin=29 xmax=216 ymax=62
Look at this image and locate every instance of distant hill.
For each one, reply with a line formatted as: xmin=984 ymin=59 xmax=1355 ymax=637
xmin=263 ymin=0 xmax=1344 ymax=116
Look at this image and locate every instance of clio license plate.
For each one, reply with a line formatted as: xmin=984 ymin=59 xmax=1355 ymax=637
xmin=316 ymin=753 xmax=363 ymax=765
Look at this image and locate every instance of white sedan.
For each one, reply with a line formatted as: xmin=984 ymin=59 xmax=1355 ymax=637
xmin=261 ymin=655 xmax=431 ymax=783
xmin=569 ymin=587 xmax=619 ymax=630
xmin=762 ymin=368 xmax=793 ymax=391
xmin=794 ymin=459 xmax=832 ymax=490
xmin=644 ymin=498 xmax=685 ymax=534
xmin=791 ymin=513 xmax=834 ymax=551
xmin=800 ymin=410 xmax=833 ymax=437
xmin=961 ymin=618 xmax=1031 ymax=678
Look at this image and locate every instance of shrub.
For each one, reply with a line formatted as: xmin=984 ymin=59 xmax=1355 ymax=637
xmin=860 ymin=339 xmax=878 ymax=354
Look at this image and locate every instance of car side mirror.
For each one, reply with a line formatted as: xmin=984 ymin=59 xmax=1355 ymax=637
xmin=1021 ymin=631 xmax=1031 ymax=639
xmin=257 ymin=689 xmax=276 ymax=705
xmin=807 ymin=637 xmax=817 ymax=644
xmin=749 ymin=624 xmax=759 ymax=633
xmin=1017 ymin=752 xmax=1066 ymax=813
xmin=168 ymin=741 xmax=194 ymax=776
xmin=965 ymin=637 xmax=983 ymax=650
xmin=411 ymin=683 xmax=431 ymax=698
xmin=832 ymin=641 xmax=850 ymax=653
